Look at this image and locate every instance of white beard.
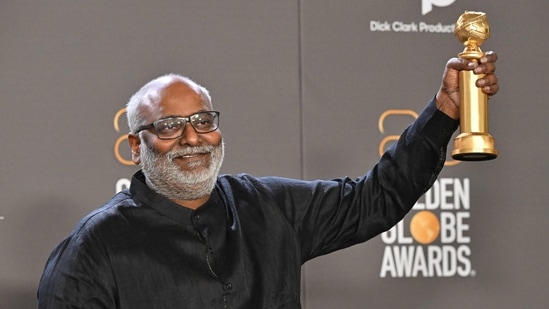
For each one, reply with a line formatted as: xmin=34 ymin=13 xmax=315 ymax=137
xmin=140 ymin=141 xmax=224 ymax=201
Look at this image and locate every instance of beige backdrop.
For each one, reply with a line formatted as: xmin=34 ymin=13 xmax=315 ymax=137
xmin=1 ymin=1 xmax=547 ymax=308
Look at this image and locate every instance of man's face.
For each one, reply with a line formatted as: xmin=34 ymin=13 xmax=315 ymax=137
xmin=128 ymin=81 xmax=224 ymax=201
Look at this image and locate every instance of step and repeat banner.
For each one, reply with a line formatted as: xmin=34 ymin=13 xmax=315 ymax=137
xmin=1 ymin=1 xmax=547 ymax=308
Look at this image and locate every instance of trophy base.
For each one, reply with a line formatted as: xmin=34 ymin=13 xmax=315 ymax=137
xmin=452 ymin=132 xmax=498 ymax=161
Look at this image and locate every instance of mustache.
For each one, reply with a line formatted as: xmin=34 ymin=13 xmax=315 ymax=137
xmin=166 ymin=144 xmax=217 ymax=160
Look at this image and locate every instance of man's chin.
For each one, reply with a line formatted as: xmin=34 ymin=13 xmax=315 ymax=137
xmin=175 ymin=165 xmax=211 ymax=179
xmin=174 ymin=156 xmax=211 ymax=170
xmin=173 ymin=167 xmax=217 ymax=184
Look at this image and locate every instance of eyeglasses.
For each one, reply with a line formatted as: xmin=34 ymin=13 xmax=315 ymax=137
xmin=134 ymin=111 xmax=220 ymax=140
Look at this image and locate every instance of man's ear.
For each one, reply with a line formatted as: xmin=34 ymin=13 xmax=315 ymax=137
xmin=127 ymin=133 xmax=141 ymax=165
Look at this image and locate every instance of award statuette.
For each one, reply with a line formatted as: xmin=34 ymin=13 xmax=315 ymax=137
xmin=452 ymin=11 xmax=498 ymax=161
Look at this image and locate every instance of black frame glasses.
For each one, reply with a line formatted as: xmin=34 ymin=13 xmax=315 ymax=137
xmin=134 ymin=111 xmax=220 ymax=140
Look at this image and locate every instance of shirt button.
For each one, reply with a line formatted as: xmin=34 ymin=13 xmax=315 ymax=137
xmin=193 ymin=214 xmax=200 ymax=221
xmin=225 ymin=282 xmax=233 ymax=290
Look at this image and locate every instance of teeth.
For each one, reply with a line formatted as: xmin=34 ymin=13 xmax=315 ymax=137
xmin=181 ymin=153 xmax=203 ymax=158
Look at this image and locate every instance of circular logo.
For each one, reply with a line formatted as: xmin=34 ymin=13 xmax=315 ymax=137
xmin=410 ymin=210 xmax=440 ymax=244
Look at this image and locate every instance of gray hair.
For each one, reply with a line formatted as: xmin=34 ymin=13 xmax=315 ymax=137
xmin=126 ymin=74 xmax=212 ymax=132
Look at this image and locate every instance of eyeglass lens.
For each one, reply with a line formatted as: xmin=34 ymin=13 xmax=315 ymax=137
xmin=154 ymin=112 xmax=218 ymax=139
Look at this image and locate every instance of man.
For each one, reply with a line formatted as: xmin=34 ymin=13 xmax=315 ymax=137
xmin=38 ymin=52 xmax=499 ymax=308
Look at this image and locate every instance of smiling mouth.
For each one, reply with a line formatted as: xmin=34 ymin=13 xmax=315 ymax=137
xmin=174 ymin=152 xmax=210 ymax=162
xmin=180 ymin=153 xmax=203 ymax=159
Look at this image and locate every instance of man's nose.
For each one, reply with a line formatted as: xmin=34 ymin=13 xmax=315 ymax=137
xmin=178 ymin=122 xmax=200 ymax=146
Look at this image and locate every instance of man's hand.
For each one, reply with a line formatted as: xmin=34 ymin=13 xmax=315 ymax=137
xmin=435 ymin=51 xmax=499 ymax=119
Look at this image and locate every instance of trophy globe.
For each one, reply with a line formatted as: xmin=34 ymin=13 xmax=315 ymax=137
xmin=455 ymin=11 xmax=490 ymax=58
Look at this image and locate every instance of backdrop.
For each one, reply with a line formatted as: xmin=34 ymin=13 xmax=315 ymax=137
xmin=1 ymin=1 xmax=547 ymax=308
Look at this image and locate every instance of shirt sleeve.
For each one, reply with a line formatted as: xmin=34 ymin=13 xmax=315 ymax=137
xmin=37 ymin=222 xmax=118 ymax=308
xmin=261 ymin=98 xmax=459 ymax=261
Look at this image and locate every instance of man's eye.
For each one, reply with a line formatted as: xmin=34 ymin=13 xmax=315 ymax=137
xmin=192 ymin=114 xmax=215 ymax=128
xmin=194 ymin=119 xmax=212 ymax=128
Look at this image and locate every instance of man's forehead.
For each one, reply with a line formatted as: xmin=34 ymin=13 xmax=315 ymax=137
xmin=141 ymin=79 xmax=198 ymax=105
xmin=140 ymin=83 xmax=209 ymax=119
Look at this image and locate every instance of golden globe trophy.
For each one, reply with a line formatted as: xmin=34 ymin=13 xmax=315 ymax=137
xmin=452 ymin=11 xmax=498 ymax=161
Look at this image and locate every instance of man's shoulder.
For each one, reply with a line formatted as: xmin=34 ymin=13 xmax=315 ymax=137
xmin=216 ymin=173 xmax=314 ymax=201
xmin=216 ymin=173 xmax=286 ymax=192
xmin=72 ymin=190 xmax=136 ymax=238
xmin=217 ymin=173 xmax=300 ymax=186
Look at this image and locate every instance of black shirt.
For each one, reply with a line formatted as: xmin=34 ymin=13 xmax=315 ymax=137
xmin=37 ymin=99 xmax=458 ymax=308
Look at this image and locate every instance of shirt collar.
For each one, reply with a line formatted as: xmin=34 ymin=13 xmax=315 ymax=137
xmin=129 ymin=170 xmax=221 ymax=225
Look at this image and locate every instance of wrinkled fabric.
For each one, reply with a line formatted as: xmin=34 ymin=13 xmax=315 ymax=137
xmin=38 ymin=99 xmax=458 ymax=309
